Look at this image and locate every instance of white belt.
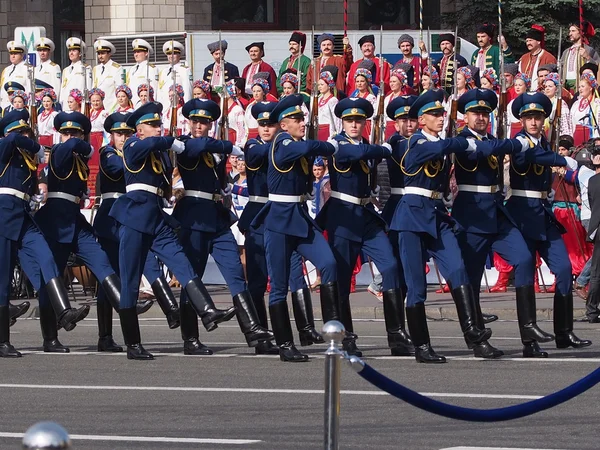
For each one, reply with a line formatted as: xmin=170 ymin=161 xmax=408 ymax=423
xmin=249 ymin=195 xmax=269 ymax=204
xmin=47 ymin=192 xmax=81 ymax=204
xmin=126 ymin=183 xmax=164 ymax=197
xmin=0 ymin=187 xmax=29 ymax=202
xmin=101 ymin=192 xmax=123 ymax=200
xmin=184 ymin=190 xmax=222 ymax=202
xmin=390 ymin=187 xmax=405 ymax=195
xmin=330 ymin=191 xmax=371 ymax=206
xmin=511 ymin=189 xmax=548 ymax=199
xmin=458 ymin=184 xmax=499 ymax=194
xmin=404 ymin=186 xmax=444 ymax=200
xmin=268 ymin=194 xmax=304 ymax=203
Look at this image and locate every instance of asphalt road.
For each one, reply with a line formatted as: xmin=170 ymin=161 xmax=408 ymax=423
xmin=3 ymin=316 xmax=600 ymax=450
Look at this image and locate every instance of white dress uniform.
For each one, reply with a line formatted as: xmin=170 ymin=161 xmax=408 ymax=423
xmin=0 ymin=41 xmax=31 ymax=109
xmin=157 ymin=40 xmax=192 ymax=114
xmin=34 ymin=38 xmax=61 ymax=94
xmin=59 ymin=38 xmax=92 ymax=112
xmin=126 ymin=39 xmax=159 ymax=108
xmin=92 ymin=39 xmax=124 ymax=114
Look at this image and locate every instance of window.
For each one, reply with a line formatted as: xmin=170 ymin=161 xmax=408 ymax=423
xmin=359 ymin=0 xmax=440 ymax=30
xmin=211 ymin=0 xmax=298 ymax=30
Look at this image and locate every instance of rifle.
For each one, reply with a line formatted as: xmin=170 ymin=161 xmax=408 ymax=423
xmin=217 ymin=32 xmax=229 ymax=191
xmin=27 ymin=63 xmax=39 ymax=141
xmin=427 ymin=27 xmax=433 ymax=89
xmin=307 ymin=27 xmax=319 ymax=140
xmin=550 ymin=28 xmax=563 ymax=151
xmin=369 ymin=26 xmax=385 ymax=193
xmin=82 ymin=47 xmax=91 ymax=117
xmin=167 ymin=40 xmax=178 ymax=169
xmin=444 ymin=27 xmax=459 ymax=138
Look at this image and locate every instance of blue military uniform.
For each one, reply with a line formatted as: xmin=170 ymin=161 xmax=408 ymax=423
xmin=239 ymin=101 xmax=321 ymax=353
xmin=316 ymin=97 xmax=412 ymax=356
xmin=505 ymin=92 xmax=591 ymax=354
xmin=175 ymin=99 xmax=272 ymax=350
xmin=109 ymin=102 xmax=235 ymax=360
xmin=391 ymin=89 xmax=493 ymax=363
xmin=251 ymin=94 xmax=338 ymax=362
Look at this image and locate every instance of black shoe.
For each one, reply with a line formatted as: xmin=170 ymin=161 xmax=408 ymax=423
xmin=482 ymin=313 xmax=498 ymax=324
xmin=390 ymin=344 xmax=415 ymax=356
xmin=151 ymin=276 xmax=180 ymax=329
xmin=278 ymin=343 xmax=309 ymax=362
xmin=136 ymin=300 xmax=153 ymax=315
xmin=39 ymin=306 xmax=69 ymax=353
xmin=383 ymin=289 xmax=414 ymax=354
xmin=523 ymin=341 xmax=548 ymax=358
xmin=343 ymin=339 xmax=362 ymax=357
xmin=0 ymin=306 xmax=20 ymax=357
xmin=556 ymin=332 xmax=592 ymax=349
xmin=473 ymin=341 xmax=504 ymax=359
xmin=554 ymin=292 xmax=592 ymax=349
xmin=183 ymin=338 xmax=213 ymax=355
xmin=0 ymin=342 xmax=21 ymax=358
xmin=45 ymin=277 xmax=90 ymax=331
xmin=588 ymin=316 xmax=600 ymax=323
xmin=414 ymin=344 xmax=446 ymax=363
xmin=126 ymin=343 xmax=154 ymax=360
xmin=43 ymin=338 xmax=70 ymax=353
xmin=516 ymin=285 xmax=554 ymax=343
xmin=9 ymin=301 xmax=30 ymax=321
xmin=233 ymin=291 xmax=274 ymax=347
xmin=255 ymin=340 xmax=280 ymax=355
xmin=98 ymin=336 xmax=123 ymax=352
xmin=185 ymin=278 xmax=236 ymax=332
xmin=451 ymin=285 xmax=492 ymax=345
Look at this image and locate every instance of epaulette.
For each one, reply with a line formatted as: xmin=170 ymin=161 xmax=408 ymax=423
xmin=50 ymin=61 xmax=58 ymax=66
xmin=180 ymin=63 xmax=188 ymax=68
xmin=149 ymin=63 xmax=156 ymax=68
xmin=112 ymin=61 xmax=120 ymax=68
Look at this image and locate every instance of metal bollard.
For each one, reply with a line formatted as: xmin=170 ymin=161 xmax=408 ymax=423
xmin=322 ymin=320 xmax=345 ymax=450
xmin=22 ymin=421 xmax=71 ymax=449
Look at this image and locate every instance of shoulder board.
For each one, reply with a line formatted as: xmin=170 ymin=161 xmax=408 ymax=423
xmin=50 ymin=61 xmax=58 ymax=66
xmin=149 ymin=63 xmax=156 ymax=68
xmin=180 ymin=63 xmax=188 ymax=68
xmin=112 ymin=62 xmax=120 ymax=68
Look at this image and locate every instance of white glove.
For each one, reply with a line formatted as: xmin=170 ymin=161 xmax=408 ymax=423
xmin=31 ymin=193 xmax=44 ymax=204
xmin=306 ymin=186 xmax=317 ymax=201
xmin=81 ymin=187 xmax=90 ymax=200
xmin=516 ymin=136 xmax=529 ymax=152
xmin=370 ymin=185 xmax=381 ymax=199
xmin=163 ymin=197 xmax=173 ymax=208
xmin=443 ymin=191 xmax=454 ymax=208
xmin=327 ymin=138 xmax=339 ymax=153
xmin=466 ymin=138 xmax=478 ymax=152
xmin=231 ymin=145 xmax=244 ymax=157
xmin=220 ymin=183 xmax=233 ymax=197
xmin=171 ymin=139 xmax=186 ymax=154
xmin=36 ymin=146 xmax=46 ymax=164
xmin=213 ymin=153 xmax=222 ymax=165
xmin=381 ymin=142 xmax=392 ymax=155
xmin=547 ymin=189 xmax=555 ymax=202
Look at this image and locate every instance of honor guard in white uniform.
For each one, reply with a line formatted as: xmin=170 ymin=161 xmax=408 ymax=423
xmin=126 ymin=39 xmax=158 ymax=108
xmin=59 ymin=37 xmax=92 ymax=111
xmin=0 ymin=41 xmax=30 ymax=110
xmin=34 ymin=38 xmax=61 ymax=94
xmin=157 ymin=40 xmax=192 ymax=114
xmin=93 ymin=39 xmax=124 ymax=113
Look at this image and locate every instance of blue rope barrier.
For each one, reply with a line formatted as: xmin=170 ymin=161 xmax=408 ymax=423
xmin=354 ymin=361 xmax=600 ymax=422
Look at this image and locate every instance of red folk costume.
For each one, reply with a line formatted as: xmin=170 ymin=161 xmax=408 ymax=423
xmin=305 ymin=33 xmax=353 ymax=94
xmin=396 ymin=34 xmax=427 ymax=90
xmin=241 ymin=42 xmax=279 ymax=99
xmin=346 ymin=34 xmax=391 ymax=96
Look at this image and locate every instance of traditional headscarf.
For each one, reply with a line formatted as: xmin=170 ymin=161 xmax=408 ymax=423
xmin=354 ymin=68 xmax=373 ymax=84
xmin=544 ymin=72 xmax=560 ymax=87
xmin=115 ymin=84 xmax=132 ymax=99
xmin=169 ymin=83 xmax=185 ymax=106
xmin=423 ymin=66 xmax=440 ymax=88
xmin=192 ymin=79 xmax=211 ymax=96
xmin=457 ymin=66 xmax=476 ymax=89
xmin=9 ymin=90 xmax=29 ymax=104
xmin=137 ymin=83 xmax=154 ymax=100
xmin=581 ymin=72 xmax=599 ymax=90
xmin=251 ymin=76 xmax=270 ymax=93
xmin=514 ymin=72 xmax=531 ymax=90
xmin=320 ymin=70 xmax=335 ymax=89
xmin=481 ymin=68 xmax=499 ymax=91
xmin=40 ymin=88 xmax=57 ymax=103
xmin=390 ymin=68 xmax=407 ymax=85
xmin=88 ymin=87 xmax=105 ymax=101
xmin=280 ymin=72 xmax=299 ymax=90
xmin=69 ymin=88 xmax=83 ymax=104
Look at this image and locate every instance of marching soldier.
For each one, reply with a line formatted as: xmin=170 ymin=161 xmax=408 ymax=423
xmin=34 ymin=37 xmax=61 ymax=94
xmin=277 ymin=32 xmax=311 ymax=95
xmin=158 ymin=40 xmax=192 ymax=114
xmin=93 ymin=39 xmax=123 ymax=114
xmin=250 ymin=94 xmax=339 ymax=362
xmin=0 ymin=41 xmax=30 ymax=110
xmin=126 ymin=39 xmax=159 ymax=108
xmin=391 ymin=89 xmax=495 ymax=363
xmin=436 ymin=33 xmax=468 ymax=95
xmin=317 ymin=97 xmax=414 ymax=357
xmin=239 ymin=100 xmax=323 ymax=355
xmin=0 ymin=110 xmax=89 ymax=356
xmin=174 ymin=98 xmax=273 ymax=353
xmin=305 ymin=33 xmax=353 ymax=95
xmin=59 ymin=38 xmax=92 ymax=112
xmin=506 ymin=92 xmax=591 ymax=356
xmin=203 ymin=40 xmax=239 ymax=89
xmin=109 ymin=102 xmax=236 ymax=360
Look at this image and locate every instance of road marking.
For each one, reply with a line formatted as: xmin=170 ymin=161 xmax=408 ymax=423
xmin=441 ymin=447 xmax=566 ymax=450
xmin=0 ymin=383 xmax=544 ymax=400
xmin=0 ymin=432 xmax=260 ymax=445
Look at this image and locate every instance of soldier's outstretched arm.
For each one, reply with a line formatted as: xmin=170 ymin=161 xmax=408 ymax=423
xmin=519 ymin=145 xmax=567 ymax=167
xmin=334 ymin=142 xmax=388 ymax=164
xmin=101 ymin=147 xmax=124 ymax=178
xmin=184 ymin=137 xmax=232 ymax=159
xmin=274 ymin=139 xmax=335 ymax=166
xmin=124 ymin=136 xmax=175 ymax=166
xmin=1 ymin=133 xmax=40 ymax=156
xmin=52 ymin=138 xmax=89 ymax=169
xmin=244 ymin=141 xmax=269 ymax=167
xmin=404 ymin=137 xmax=467 ymax=167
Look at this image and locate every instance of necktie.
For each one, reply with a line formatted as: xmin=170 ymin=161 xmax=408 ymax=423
xmin=133 ymin=64 xmax=139 ymax=74
xmin=9 ymin=65 xmax=15 ymax=76
xmin=167 ymin=67 xmax=172 ymax=76
xmin=101 ymin=65 xmax=105 ymax=75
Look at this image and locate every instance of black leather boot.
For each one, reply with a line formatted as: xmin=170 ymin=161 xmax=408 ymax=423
xmin=233 ymin=291 xmax=274 ymax=347
xmin=516 ymin=285 xmax=554 ymax=343
xmin=406 ymin=303 xmax=446 ymax=363
xmin=97 ymin=300 xmax=123 ymax=352
xmin=101 ymin=274 xmax=152 ymax=315
xmin=151 ymin=277 xmax=180 ymax=329
xmin=451 ymin=285 xmax=492 ymax=345
xmin=180 ymin=302 xmax=213 ymax=355
xmin=320 ymin=281 xmax=357 ymax=342
xmin=382 ymin=288 xmax=414 ymax=356
xmin=185 ymin=277 xmax=236 ymax=332
xmin=269 ymin=301 xmax=308 ymax=362
xmin=523 ymin=341 xmax=548 ymax=358
xmin=45 ymin=277 xmax=90 ymax=331
xmin=292 ymin=288 xmax=324 ymax=346
xmin=469 ymin=295 xmax=504 ymax=358
xmin=554 ymin=292 xmax=592 ymax=349
xmin=482 ymin=313 xmax=499 ymax=324
xmin=0 ymin=305 xmax=21 ymax=357
xmin=39 ymin=306 xmax=69 ymax=353
xmin=9 ymin=301 xmax=30 ymax=326
xmin=119 ymin=307 xmax=153 ymax=360
xmin=250 ymin=292 xmax=279 ymax=355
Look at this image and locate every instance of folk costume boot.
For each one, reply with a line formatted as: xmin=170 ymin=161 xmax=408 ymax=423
xmin=185 ymin=277 xmax=236 ymax=332
xmin=554 ymin=292 xmax=592 ymax=349
xmin=250 ymin=291 xmax=279 ymax=355
xmin=406 ymin=303 xmax=445 ymax=363
xmin=489 ymin=271 xmax=509 ymax=293
xmin=292 ymin=288 xmax=324 ymax=346
xmin=233 ymin=291 xmax=274 ymax=347
xmin=269 ymin=301 xmax=308 ymax=362
xmin=97 ymin=299 xmax=123 ymax=352
xmin=39 ymin=305 xmax=69 ymax=353
xmin=180 ymin=302 xmax=213 ymax=355
xmin=0 ymin=305 xmax=21 ymax=357
xmin=382 ymin=288 xmax=414 ymax=356
xmin=101 ymin=274 xmax=153 ymax=316
xmin=45 ymin=277 xmax=89 ymax=331
xmin=451 ymin=285 xmax=492 ymax=345
xmin=119 ymin=307 xmax=153 ymax=360
xmin=151 ymin=276 xmax=180 ymax=329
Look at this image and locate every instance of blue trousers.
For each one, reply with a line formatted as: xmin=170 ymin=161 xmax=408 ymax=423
xmin=119 ymin=222 xmax=196 ymax=309
xmin=387 ymin=230 xmax=407 ymax=291
xmin=245 ymin=229 xmax=307 ymax=297
xmin=0 ymin=216 xmax=60 ymax=306
xmin=264 ymin=228 xmax=336 ymax=305
xmin=178 ymin=228 xmax=246 ymax=305
xmin=524 ymin=225 xmax=572 ymax=295
xmin=457 ymin=215 xmax=535 ymax=294
xmin=399 ymin=221 xmax=469 ymax=307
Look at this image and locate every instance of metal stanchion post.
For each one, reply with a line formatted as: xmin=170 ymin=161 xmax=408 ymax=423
xmin=323 ymin=320 xmax=345 ymax=450
xmin=23 ymin=421 xmax=71 ymax=449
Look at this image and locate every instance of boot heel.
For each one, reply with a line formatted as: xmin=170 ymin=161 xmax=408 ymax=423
xmin=299 ymin=331 xmax=312 ymax=347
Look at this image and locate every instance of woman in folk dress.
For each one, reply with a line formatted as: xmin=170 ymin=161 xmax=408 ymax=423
xmin=316 ymin=68 xmax=341 ymax=137
xmin=37 ymin=88 xmax=60 ymax=148
xmin=162 ymin=83 xmax=189 ymax=137
xmin=570 ymin=72 xmax=600 ymax=138
xmin=114 ymin=85 xmax=134 ymax=113
xmin=543 ymin=72 xmax=573 ymax=136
